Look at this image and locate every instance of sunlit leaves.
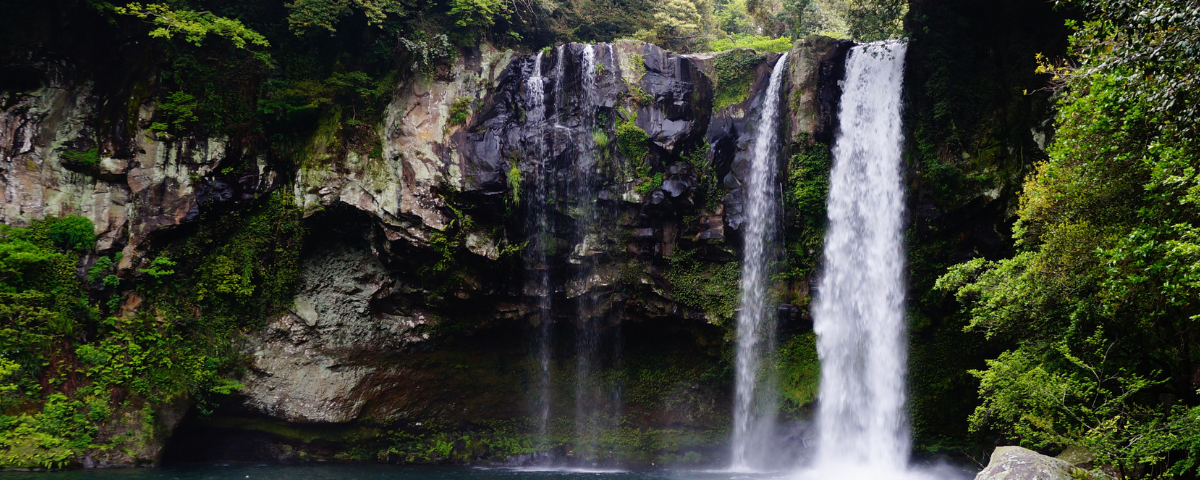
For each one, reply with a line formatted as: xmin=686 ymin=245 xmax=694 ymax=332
xmin=115 ymin=3 xmax=269 ymax=49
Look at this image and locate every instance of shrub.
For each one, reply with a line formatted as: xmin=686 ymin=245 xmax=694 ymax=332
xmin=616 ymin=109 xmax=651 ymax=177
xmin=46 ymin=216 xmax=95 ymax=252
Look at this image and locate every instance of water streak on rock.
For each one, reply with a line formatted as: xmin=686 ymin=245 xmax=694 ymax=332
xmin=523 ymin=50 xmax=552 ymax=446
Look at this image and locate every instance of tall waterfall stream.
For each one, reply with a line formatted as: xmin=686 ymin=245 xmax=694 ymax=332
xmin=731 ymin=51 xmax=789 ymax=471
xmin=797 ymin=40 xmax=943 ymax=480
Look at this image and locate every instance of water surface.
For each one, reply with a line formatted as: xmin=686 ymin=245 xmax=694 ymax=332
xmin=4 ymin=465 xmax=792 ymax=480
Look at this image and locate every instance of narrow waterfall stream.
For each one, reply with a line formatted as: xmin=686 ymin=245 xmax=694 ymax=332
xmin=522 ymin=44 xmax=624 ymax=467
xmin=806 ymin=40 xmax=912 ymax=476
xmin=523 ymin=50 xmax=552 ymax=448
xmin=730 ymin=51 xmax=789 ymax=471
xmin=573 ymin=43 xmax=609 ymax=463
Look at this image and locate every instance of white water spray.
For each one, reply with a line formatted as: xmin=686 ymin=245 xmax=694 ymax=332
xmin=802 ymin=40 xmax=915 ymax=478
xmin=731 ymin=52 xmax=789 ymax=470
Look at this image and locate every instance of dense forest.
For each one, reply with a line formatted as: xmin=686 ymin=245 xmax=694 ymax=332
xmin=0 ymin=0 xmax=1196 ymax=477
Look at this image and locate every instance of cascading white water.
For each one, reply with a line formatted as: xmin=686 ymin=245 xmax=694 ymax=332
xmin=805 ymin=40 xmax=911 ymax=477
xmin=731 ymin=51 xmax=789 ymax=471
xmin=573 ymin=43 xmax=606 ymax=463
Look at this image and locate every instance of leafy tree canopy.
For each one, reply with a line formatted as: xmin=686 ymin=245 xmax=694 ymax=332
xmin=938 ymin=0 xmax=1200 ymax=476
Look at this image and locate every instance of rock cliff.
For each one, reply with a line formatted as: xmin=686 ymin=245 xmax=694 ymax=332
xmin=1 ymin=36 xmax=849 ymax=466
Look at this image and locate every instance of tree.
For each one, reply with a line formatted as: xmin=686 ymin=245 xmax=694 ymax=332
xmin=114 ymin=3 xmax=269 ymax=49
xmin=284 ymin=0 xmax=409 ymax=33
xmin=939 ymin=0 xmax=1200 ymax=476
xmin=845 ymin=0 xmax=904 ymax=41
xmin=638 ymin=0 xmax=718 ymax=52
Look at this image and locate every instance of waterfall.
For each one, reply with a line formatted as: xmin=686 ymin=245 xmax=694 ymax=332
xmin=808 ymin=40 xmax=910 ymax=475
xmin=523 ymin=50 xmax=553 ymax=448
xmin=522 ymin=44 xmax=624 ymax=467
xmin=731 ymin=51 xmax=789 ymax=470
xmin=573 ymin=43 xmax=607 ymax=464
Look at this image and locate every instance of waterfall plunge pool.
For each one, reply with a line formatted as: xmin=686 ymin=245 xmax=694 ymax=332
xmin=2 ymin=463 xmax=975 ymax=480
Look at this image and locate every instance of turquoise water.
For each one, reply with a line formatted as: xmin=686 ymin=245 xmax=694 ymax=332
xmin=0 ymin=465 xmax=790 ymax=480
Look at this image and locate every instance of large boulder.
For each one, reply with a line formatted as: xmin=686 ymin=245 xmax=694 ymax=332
xmin=974 ymin=446 xmax=1076 ymax=480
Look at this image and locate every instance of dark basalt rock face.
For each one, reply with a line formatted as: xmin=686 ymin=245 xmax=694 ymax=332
xmin=0 ymin=36 xmax=850 ymax=466
xmin=215 ymin=40 xmax=851 ymax=465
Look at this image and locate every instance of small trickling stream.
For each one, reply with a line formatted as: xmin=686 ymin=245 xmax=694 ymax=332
xmin=522 ymin=49 xmax=552 ymax=448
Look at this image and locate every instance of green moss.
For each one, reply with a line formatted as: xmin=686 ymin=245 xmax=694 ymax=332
xmin=635 ymin=172 xmax=663 ymax=195
xmin=616 ymin=109 xmax=650 ymax=177
xmin=713 ymin=49 xmax=765 ymax=110
xmin=507 ymin=165 xmax=522 ymax=206
xmin=592 ymin=128 xmax=610 ymax=149
xmin=781 ymin=136 xmax=832 ymax=280
xmin=777 ymin=332 xmax=819 ymax=413
xmin=664 ymin=249 xmax=740 ymax=322
xmin=683 ymin=142 xmax=720 ymax=211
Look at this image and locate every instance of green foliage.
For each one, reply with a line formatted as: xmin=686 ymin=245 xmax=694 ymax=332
xmin=592 ymin=128 xmax=610 ymax=149
xmin=398 ymin=34 xmax=456 ymax=74
xmin=260 ymin=71 xmax=389 ymax=132
xmin=712 ymin=48 xmax=765 ymax=110
xmin=636 ymin=173 xmax=664 ymax=195
xmin=684 ymin=142 xmax=721 ymax=210
xmin=635 ymin=0 xmax=719 ymax=52
xmin=715 ymin=0 xmax=754 ymax=35
xmin=449 ymin=0 xmax=510 ymax=28
xmin=45 ymin=216 xmax=96 ymax=252
xmin=900 ymin=0 xmax=1070 ymax=449
xmin=1061 ymin=0 xmax=1200 ymax=136
xmin=0 ymin=216 xmax=104 ymax=468
xmin=149 ymin=91 xmax=199 ymax=135
xmin=380 ymin=422 xmax=537 ymax=463
xmin=0 ymin=393 xmax=103 ymax=469
xmin=616 ymin=109 xmax=651 ymax=177
xmin=937 ymin=0 xmax=1200 ymax=473
xmin=170 ymin=188 xmax=305 ymax=317
xmin=155 ymin=46 xmax=266 ymax=136
xmin=780 ymin=137 xmax=830 ymax=279
xmin=448 ymin=96 xmax=472 ymax=126
xmin=115 ymin=3 xmax=270 ymax=50
xmin=285 ymin=0 xmax=408 ymax=33
xmin=729 ymin=0 xmax=850 ymax=39
xmin=707 ymin=34 xmax=792 ymax=53
xmin=59 ymin=148 xmax=100 ymax=171
xmin=845 ymin=0 xmax=905 ymax=41
xmin=0 ymin=189 xmax=305 ymax=468
xmin=664 ymin=249 xmax=740 ymax=322
xmin=507 ymin=165 xmax=521 ymax=206
xmin=776 ymin=332 xmax=819 ymax=412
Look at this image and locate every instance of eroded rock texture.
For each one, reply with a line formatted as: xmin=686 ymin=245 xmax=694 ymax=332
xmin=2 ymin=37 xmax=848 ymax=466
